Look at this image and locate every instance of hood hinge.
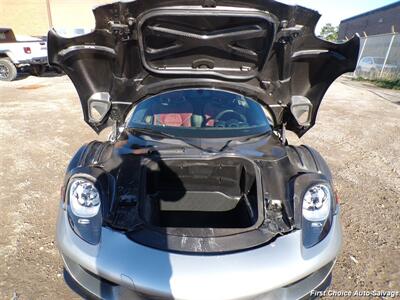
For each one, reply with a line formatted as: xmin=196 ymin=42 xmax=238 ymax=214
xmin=108 ymin=18 xmax=137 ymax=41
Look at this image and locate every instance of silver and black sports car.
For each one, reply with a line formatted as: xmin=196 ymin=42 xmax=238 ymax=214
xmin=48 ymin=1 xmax=359 ymax=299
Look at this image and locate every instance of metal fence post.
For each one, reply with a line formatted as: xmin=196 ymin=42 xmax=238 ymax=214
xmin=380 ymin=33 xmax=396 ymax=78
xmin=354 ymin=37 xmax=368 ymax=77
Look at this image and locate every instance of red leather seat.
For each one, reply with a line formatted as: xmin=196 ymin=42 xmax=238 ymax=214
xmin=151 ymin=100 xmax=193 ymax=127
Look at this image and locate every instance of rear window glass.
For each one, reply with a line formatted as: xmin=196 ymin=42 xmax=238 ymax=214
xmin=126 ymin=89 xmax=271 ymax=138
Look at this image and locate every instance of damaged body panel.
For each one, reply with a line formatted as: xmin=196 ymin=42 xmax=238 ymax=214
xmin=52 ymin=1 xmax=359 ymax=299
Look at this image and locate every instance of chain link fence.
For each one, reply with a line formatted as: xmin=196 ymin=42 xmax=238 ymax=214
xmin=354 ymin=33 xmax=400 ymax=80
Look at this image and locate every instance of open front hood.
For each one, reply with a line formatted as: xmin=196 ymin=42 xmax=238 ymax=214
xmin=48 ymin=0 xmax=359 ymax=136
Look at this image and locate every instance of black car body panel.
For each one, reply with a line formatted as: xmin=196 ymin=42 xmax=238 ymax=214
xmin=47 ymin=0 xmax=359 ymax=136
xmin=61 ymin=128 xmax=333 ymax=253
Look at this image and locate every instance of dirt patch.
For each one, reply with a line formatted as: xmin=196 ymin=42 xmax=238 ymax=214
xmin=0 ymin=75 xmax=399 ymax=299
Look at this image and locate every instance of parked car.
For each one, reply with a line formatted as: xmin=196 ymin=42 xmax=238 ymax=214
xmin=0 ymin=28 xmax=48 ymax=81
xmin=48 ymin=1 xmax=359 ymax=299
xmin=356 ymin=56 xmax=398 ymax=79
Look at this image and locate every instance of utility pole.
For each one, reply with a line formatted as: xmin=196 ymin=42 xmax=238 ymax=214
xmin=46 ymin=0 xmax=53 ymax=28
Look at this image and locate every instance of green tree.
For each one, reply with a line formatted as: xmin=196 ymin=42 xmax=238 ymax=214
xmin=319 ymin=23 xmax=339 ymax=42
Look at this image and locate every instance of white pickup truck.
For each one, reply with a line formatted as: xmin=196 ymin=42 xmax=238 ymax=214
xmin=0 ymin=28 xmax=48 ymax=81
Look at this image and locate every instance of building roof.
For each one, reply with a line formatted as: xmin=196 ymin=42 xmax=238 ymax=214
xmin=341 ymin=1 xmax=400 ymax=23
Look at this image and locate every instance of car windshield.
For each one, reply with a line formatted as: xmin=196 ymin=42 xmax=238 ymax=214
xmin=126 ymin=89 xmax=272 ymax=138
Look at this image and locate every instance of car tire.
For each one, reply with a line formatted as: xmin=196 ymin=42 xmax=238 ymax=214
xmin=0 ymin=58 xmax=17 ymax=81
xmin=30 ymin=64 xmax=45 ymax=77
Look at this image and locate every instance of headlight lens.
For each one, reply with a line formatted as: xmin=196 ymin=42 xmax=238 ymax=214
xmin=302 ymin=183 xmax=333 ymax=248
xmin=67 ymin=178 xmax=102 ymax=245
xmin=69 ymin=179 xmax=100 ymax=218
xmin=302 ymin=184 xmax=331 ymax=222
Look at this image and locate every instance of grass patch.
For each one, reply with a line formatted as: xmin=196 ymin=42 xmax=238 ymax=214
xmin=353 ymin=77 xmax=400 ymax=90
xmin=375 ymin=79 xmax=400 ymax=90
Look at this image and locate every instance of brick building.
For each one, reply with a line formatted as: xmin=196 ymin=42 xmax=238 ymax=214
xmin=0 ymin=0 xmax=108 ymax=36
xmin=339 ymin=1 xmax=400 ymax=40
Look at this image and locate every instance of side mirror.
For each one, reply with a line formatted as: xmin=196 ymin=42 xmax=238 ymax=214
xmin=290 ymin=96 xmax=313 ymax=126
xmin=88 ymin=92 xmax=111 ymax=124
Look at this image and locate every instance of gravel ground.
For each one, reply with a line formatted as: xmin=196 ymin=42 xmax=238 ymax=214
xmin=0 ymin=74 xmax=399 ymax=299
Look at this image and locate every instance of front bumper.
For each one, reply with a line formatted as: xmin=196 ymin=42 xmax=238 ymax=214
xmin=57 ymin=207 xmax=342 ymax=300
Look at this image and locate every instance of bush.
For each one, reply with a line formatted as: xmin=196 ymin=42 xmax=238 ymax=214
xmin=375 ymin=79 xmax=400 ymax=90
xmin=353 ymin=77 xmax=400 ymax=90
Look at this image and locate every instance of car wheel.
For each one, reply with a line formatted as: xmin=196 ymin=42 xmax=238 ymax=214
xmin=30 ymin=64 xmax=45 ymax=77
xmin=0 ymin=58 xmax=17 ymax=81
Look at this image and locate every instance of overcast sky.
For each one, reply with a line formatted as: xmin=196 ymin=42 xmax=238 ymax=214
xmin=278 ymin=0 xmax=398 ymax=33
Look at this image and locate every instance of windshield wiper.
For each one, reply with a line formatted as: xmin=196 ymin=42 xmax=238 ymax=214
xmin=218 ymin=130 xmax=270 ymax=152
xmin=127 ymin=127 xmax=215 ymax=153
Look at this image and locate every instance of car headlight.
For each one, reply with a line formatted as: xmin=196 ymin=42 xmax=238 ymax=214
xmin=302 ymin=183 xmax=333 ymax=248
xmin=69 ymin=179 xmax=101 ymax=218
xmin=302 ymin=184 xmax=331 ymax=222
xmin=66 ymin=177 xmax=102 ymax=245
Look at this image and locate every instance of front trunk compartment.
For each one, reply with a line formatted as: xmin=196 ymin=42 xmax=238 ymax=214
xmin=111 ymin=152 xmax=293 ymax=253
xmin=140 ymin=157 xmax=262 ymax=234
